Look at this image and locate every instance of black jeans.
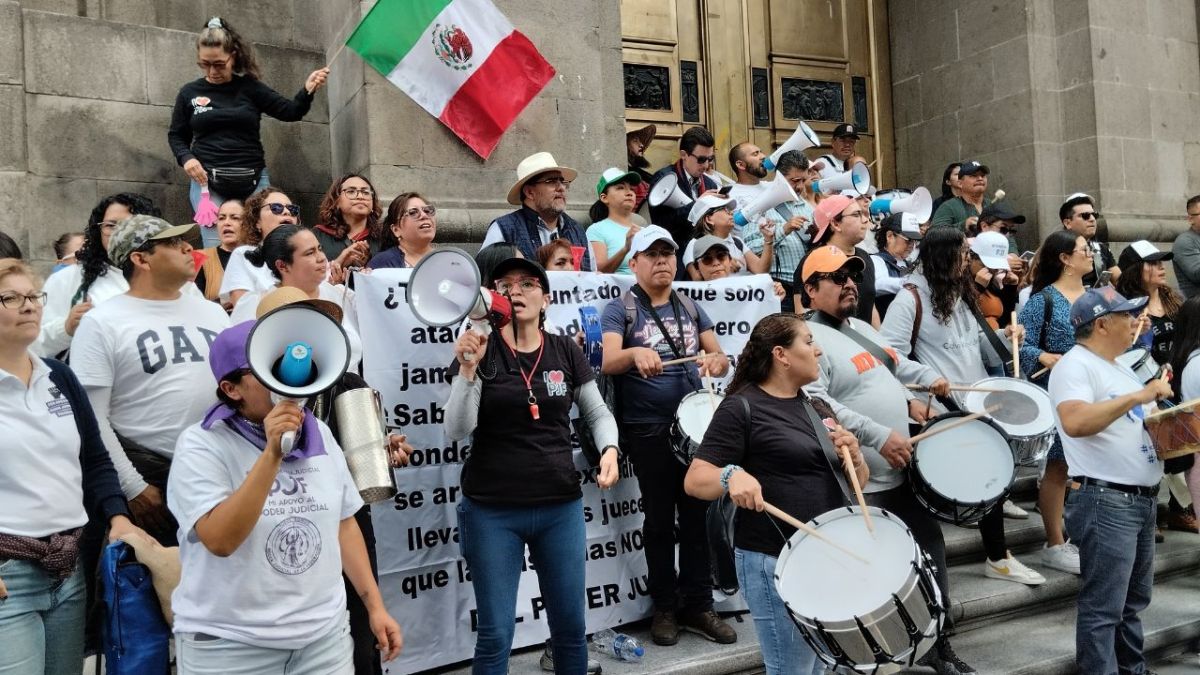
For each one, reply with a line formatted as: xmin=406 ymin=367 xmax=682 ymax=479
xmin=625 ymin=423 xmax=714 ymax=613
xmin=125 ymin=447 xmax=178 ymax=547
xmin=866 ymin=484 xmax=952 ymax=630
xmin=344 ymin=504 xmax=381 ymax=675
xmin=979 ymin=502 xmax=1007 ymax=562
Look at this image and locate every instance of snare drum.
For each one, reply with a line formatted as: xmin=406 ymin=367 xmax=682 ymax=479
xmin=774 ymin=506 xmax=944 ymax=673
xmin=910 ymin=412 xmax=1016 ymax=525
xmin=670 ymin=390 xmax=724 ymax=465
xmin=1117 ymin=347 xmax=1159 ymax=384
xmin=959 ymin=377 xmax=1055 ymax=466
xmin=578 ymin=306 xmax=603 ymax=372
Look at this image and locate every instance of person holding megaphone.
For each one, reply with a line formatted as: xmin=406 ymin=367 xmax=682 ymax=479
xmin=444 ymin=256 xmax=620 ymax=674
xmin=682 ymin=194 xmax=774 ymax=281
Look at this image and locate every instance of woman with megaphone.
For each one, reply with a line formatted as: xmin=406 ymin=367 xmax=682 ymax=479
xmin=682 ymin=194 xmax=775 ymax=281
xmin=445 ymin=257 xmax=621 ymax=674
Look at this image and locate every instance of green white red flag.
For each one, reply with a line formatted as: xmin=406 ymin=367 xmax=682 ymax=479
xmin=346 ymin=0 xmax=556 ymax=159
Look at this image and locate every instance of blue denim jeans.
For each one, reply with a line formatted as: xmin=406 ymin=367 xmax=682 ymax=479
xmin=456 ymin=496 xmax=586 ymax=675
xmin=734 ymin=548 xmax=827 ymax=675
xmin=1065 ymin=483 xmax=1156 ymax=675
xmin=177 ymin=615 xmax=352 ymax=674
xmin=189 ymin=168 xmax=271 ymax=248
xmin=0 ymin=559 xmax=86 ymax=675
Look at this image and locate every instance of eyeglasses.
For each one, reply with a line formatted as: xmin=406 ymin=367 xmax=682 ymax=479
xmin=689 ymin=152 xmax=716 ymax=164
xmin=1074 ymin=247 xmax=1095 ymax=257
xmin=1075 ymin=211 xmax=1100 ymax=221
xmin=836 ymin=209 xmax=869 ymax=222
xmin=99 ymin=221 xmax=120 ymax=233
xmin=705 ymin=206 xmax=735 ymax=218
xmin=403 ymin=205 xmax=437 ymax=219
xmin=494 ymin=277 xmax=542 ymax=294
xmin=532 ymin=177 xmax=572 ymax=188
xmin=698 ymin=251 xmax=731 ymax=266
xmin=340 ymin=187 xmax=374 ymax=199
xmin=815 ymin=270 xmax=862 ymax=286
xmin=196 ymin=59 xmax=231 ymax=71
xmin=264 ymin=203 xmax=300 ymax=217
xmin=0 ymin=292 xmax=47 ymax=310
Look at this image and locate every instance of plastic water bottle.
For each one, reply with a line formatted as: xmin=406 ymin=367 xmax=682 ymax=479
xmin=590 ymin=628 xmax=645 ymax=662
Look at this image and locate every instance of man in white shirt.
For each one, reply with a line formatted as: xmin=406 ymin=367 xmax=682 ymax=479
xmin=72 ymin=215 xmax=231 ymax=544
xmin=816 ymin=123 xmax=859 ymax=179
xmin=1049 ymin=286 xmax=1170 ymax=675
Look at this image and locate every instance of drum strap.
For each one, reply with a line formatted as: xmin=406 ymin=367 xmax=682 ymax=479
xmin=809 ymin=310 xmax=898 ymax=376
xmin=802 ymin=396 xmax=855 ymax=506
xmin=965 ymin=298 xmax=1014 ymax=377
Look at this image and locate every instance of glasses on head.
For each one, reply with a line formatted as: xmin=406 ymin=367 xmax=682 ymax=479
xmin=533 ymin=177 xmax=572 ymax=188
xmin=340 ymin=187 xmax=374 ymax=199
xmin=403 ymin=205 xmax=437 ymax=219
xmin=0 ymin=292 xmax=47 ymax=310
xmin=264 ymin=203 xmax=300 ymax=217
xmin=494 ymin=277 xmax=542 ymax=294
xmin=1075 ymin=211 xmax=1100 ymax=221
xmin=197 ymin=59 xmax=231 ymax=71
xmin=689 ymin=152 xmax=716 ymax=164
xmin=815 ymin=270 xmax=862 ymax=286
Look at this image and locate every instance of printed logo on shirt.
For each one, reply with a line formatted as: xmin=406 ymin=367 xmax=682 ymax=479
xmin=543 ymin=370 xmax=568 ymax=397
xmin=265 ymin=516 xmax=322 ymax=575
xmin=632 ymin=318 xmax=699 ymax=359
xmin=45 ymin=392 xmax=73 ymax=417
xmin=849 ymin=347 xmax=898 ymax=375
xmin=136 ymin=326 xmax=221 ymax=375
xmin=190 ymin=96 xmax=213 ymax=114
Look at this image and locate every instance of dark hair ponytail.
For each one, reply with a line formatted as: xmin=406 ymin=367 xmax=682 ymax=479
xmin=197 ymin=17 xmax=261 ymax=79
xmin=246 ymin=223 xmax=302 ymax=281
xmin=726 ymin=313 xmax=807 ymax=395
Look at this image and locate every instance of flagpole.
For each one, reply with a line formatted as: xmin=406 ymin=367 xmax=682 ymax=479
xmin=327 ymin=41 xmax=348 ymax=69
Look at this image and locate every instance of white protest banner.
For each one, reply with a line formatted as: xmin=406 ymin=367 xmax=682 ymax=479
xmin=355 ymin=268 xmax=778 ymax=672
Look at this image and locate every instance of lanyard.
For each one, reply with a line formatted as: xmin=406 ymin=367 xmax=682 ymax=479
xmin=504 ymin=331 xmax=546 ymax=420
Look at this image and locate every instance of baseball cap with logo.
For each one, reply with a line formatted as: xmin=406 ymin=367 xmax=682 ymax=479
xmin=832 ymin=123 xmax=860 ymax=140
xmin=688 ymin=193 xmax=738 ymax=227
xmin=1069 ymin=285 xmax=1148 ymax=328
xmin=811 ymin=195 xmax=856 ymax=244
xmin=958 ymin=161 xmax=990 ymax=177
xmin=629 ymin=224 xmax=678 ymax=256
xmin=800 ymin=245 xmax=866 ymax=284
xmin=881 ymin=213 xmax=924 ymax=241
xmin=107 ymin=215 xmax=197 ymax=268
xmin=595 ymin=167 xmax=642 ymax=197
xmin=1118 ymin=240 xmax=1174 ymax=269
xmin=970 ymin=231 xmax=1012 ymax=270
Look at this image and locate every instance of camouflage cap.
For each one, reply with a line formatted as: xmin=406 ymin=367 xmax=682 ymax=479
xmin=107 ymin=215 xmax=196 ymax=268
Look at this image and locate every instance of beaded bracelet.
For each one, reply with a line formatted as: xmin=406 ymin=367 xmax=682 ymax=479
xmin=720 ymin=464 xmax=743 ymax=492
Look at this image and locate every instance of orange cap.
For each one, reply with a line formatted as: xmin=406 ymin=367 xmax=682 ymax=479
xmin=800 ymin=245 xmax=865 ymax=284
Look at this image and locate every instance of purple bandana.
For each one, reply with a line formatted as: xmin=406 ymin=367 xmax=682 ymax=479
xmin=202 ymin=402 xmax=326 ymax=461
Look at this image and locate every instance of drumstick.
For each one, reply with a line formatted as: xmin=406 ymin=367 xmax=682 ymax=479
xmin=1011 ymin=312 xmax=1020 ymax=377
xmin=908 ymin=405 xmax=1001 ymax=444
xmin=905 ymin=384 xmax=1004 ymax=394
xmin=1031 ymin=364 xmax=1051 ymax=379
xmin=838 ymin=442 xmax=874 ymax=534
xmin=701 ymin=350 xmax=718 ymax=411
xmin=762 ymin=502 xmax=869 ymax=564
xmin=661 ymin=353 xmax=707 ymax=367
xmin=1145 ymin=396 xmax=1200 ymax=421
xmin=1133 ymin=308 xmax=1150 ymax=342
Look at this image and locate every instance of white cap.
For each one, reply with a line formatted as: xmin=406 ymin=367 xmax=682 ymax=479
xmin=970 ymin=231 xmax=1011 ymax=270
xmin=840 ymin=185 xmax=877 ymax=198
xmin=629 ymin=224 xmax=678 ymax=255
xmin=687 ymin=193 xmax=737 ymax=227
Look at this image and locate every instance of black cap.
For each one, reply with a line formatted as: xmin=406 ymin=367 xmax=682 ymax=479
xmin=981 ymin=202 xmax=1026 ymax=224
xmin=832 ymin=123 xmax=860 ymax=140
xmin=486 ymin=257 xmax=551 ymax=293
xmin=959 ymin=160 xmax=989 ymax=176
xmin=1118 ymin=240 xmax=1173 ymax=269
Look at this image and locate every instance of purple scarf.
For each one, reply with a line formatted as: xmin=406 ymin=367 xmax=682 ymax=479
xmin=202 ymin=402 xmax=326 ymax=461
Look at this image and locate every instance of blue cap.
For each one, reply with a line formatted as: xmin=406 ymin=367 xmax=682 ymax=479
xmin=1070 ymin=285 xmax=1148 ymax=328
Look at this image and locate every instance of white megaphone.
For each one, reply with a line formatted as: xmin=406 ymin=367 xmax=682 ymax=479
xmin=247 ymin=302 xmax=351 ymax=454
xmin=762 ymin=121 xmax=820 ymax=172
xmin=648 ymin=173 xmax=694 ymax=209
xmin=870 ymin=186 xmax=933 ymax=222
xmin=406 ymin=248 xmax=511 ymax=360
xmin=812 ymin=160 xmax=871 ymax=196
xmin=733 ymin=172 xmax=799 ymax=227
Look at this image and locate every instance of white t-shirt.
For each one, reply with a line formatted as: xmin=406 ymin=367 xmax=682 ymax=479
xmin=725 ymin=182 xmax=788 ymax=236
xmin=230 ymin=282 xmax=363 ymax=371
xmin=0 ymin=353 xmax=87 ymax=537
xmin=71 ymin=293 xmax=231 ymax=457
xmin=817 ymin=154 xmax=847 ymax=179
xmin=1182 ymin=348 xmax=1200 ymax=399
xmin=168 ymin=419 xmax=363 ymax=649
xmin=1048 ymin=345 xmax=1162 ymax=486
xmin=218 ymin=246 xmax=278 ymax=303
xmin=681 ymin=235 xmax=748 ymax=272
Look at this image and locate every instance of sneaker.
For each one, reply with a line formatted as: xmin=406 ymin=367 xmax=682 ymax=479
xmin=650 ymin=609 xmax=680 ymax=646
xmin=539 ymin=640 xmax=602 ymax=674
xmin=678 ymin=609 xmax=737 ymax=644
xmin=1156 ymin=526 xmax=1166 ymax=543
xmin=984 ymin=554 xmax=1046 ymax=586
xmin=1002 ymin=499 xmax=1029 ymax=519
xmin=917 ymin=639 xmax=977 ymax=674
xmin=1041 ymin=542 xmax=1081 ymax=575
xmin=1166 ymin=509 xmax=1200 ymax=533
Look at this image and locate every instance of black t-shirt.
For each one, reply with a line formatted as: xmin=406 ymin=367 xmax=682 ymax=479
xmin=1150 ymin=313 xmax=1175 ymax=366
xmin=693 ymin=386 xmax=847 ymax=555
xmin=168 ymin=76 xmax=314 ymax=170
xmin=853 ymin=246 xmax=876 ymax=324
xmin=450 ymin=332 xmax=595 ymax=505
xmin=1081 ymin=241 xmax=1117 ymax=286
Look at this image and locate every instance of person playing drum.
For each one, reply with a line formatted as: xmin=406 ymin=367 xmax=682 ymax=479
xmin=798 ymin=246 xmax=978 ymax=675
xmin=879 ymin=227 xmax=1044 ymax=586
xmin=600 ymin=225 xmax=734 ymax=647
xmin=684 ymin=312 xmax=865 ymax=675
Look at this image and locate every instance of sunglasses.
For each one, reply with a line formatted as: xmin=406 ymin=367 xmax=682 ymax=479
xmin=689 ymin=152 xmax=716 ymax=164
xmin=815 ymin=270 xmax=862 ymax=286
xmin=1075 ymin=211 xmax=1100 ymax=221
xmin=264 ymin=203 xmax=300 ymax=217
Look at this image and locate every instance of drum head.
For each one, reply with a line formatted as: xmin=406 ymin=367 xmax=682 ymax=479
xmin=961 ymin=378 xmax=1054 ymax=437
xmin=677 ymin=391 xmax=722 ymax=441
xmin=775 ymin=507 xmax=916 ymax=621
xmin=915 ymin=416 xmax=1015 ymax=503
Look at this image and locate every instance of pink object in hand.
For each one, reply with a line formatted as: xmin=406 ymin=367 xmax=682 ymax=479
xmin=194 ymin=188 xmax=219 ymax=227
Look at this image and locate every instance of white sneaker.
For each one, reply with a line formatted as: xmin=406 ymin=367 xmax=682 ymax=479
xmin=1002 ymin=499 xmax=1029 ymax=519
xmin=1041 ymin=542 xmax=1081 ymax=575
xmin=985 ymin=555 xmax=1046 ymax=585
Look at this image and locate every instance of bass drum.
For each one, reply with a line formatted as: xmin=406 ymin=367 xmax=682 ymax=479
xmin=669 ymin=390 xmax=724 ymax=465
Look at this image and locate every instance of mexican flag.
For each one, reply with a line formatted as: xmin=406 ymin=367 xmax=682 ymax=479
xmin=346 ymin=0 xmax=556 ymax=159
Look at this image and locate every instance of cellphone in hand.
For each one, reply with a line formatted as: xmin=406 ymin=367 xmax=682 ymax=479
xmin=1093 ymin=270 xmax=1112 ymax=287
xmin=1020 ymin=250 xmax=1035 ymax=262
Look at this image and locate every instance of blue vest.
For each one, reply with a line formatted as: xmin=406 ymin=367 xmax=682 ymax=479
xmin=493 ymin=206 xmax=592 ymax=271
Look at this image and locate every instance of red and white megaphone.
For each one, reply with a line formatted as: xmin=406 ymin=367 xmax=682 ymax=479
xmin=406 ymin=248 xmax=511 ymax=361
xmin=762 ymin=121 xmax=820 ymax=172
xmin=648 ymin=173 xmax=694 ymax=209
xmin=812 ymin=161 xmax=871 ymax=196
xmin=869 ymin=186 xmax=933 ymax=222
xmin=733 ymin=172 xmax=799 ymax=227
